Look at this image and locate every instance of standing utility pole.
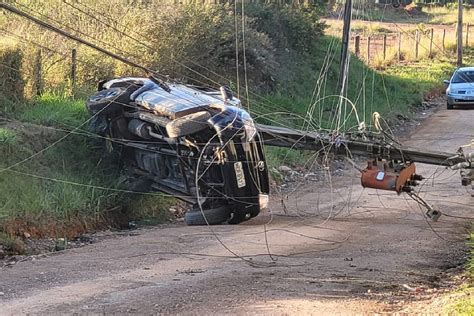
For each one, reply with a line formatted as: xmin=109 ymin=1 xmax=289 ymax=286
xmin=457 ymin=0 xmax=463 ymax=67
xmin=338 ymin=0 xmax=352 ymax=95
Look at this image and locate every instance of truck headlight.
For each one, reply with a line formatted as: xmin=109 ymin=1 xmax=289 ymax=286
xmin=240 ymin=111 xmax=257 ymax=141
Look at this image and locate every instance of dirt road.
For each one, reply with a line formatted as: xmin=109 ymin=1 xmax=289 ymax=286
xmin=1 ymin=103 xmax=472 ymax=314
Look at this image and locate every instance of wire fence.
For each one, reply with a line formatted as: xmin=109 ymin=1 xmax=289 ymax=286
xmin=349 ymin=23 xmax=472 ymax=66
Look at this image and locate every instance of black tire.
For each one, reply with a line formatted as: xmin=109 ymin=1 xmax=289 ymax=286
xmin=86 ymin=87 xmax=132 ymax=115
xmin=184 ymin=205 xmax=230 ymax=225
xmin=447 ymin=102 xmax=454 ymax=110
xmin=166 ymin=111 xmax=211 ymax=138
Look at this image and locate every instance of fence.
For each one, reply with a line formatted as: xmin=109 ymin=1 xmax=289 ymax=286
xmin=350 ymin=23 xmax=472 ymax=65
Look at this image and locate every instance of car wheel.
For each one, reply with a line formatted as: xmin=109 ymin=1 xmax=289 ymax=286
xmin=86 ymin=87 xmax=132 ymax=115
xmin=184 ymin=205 xmax=230 ymax=225
xmin=447 ymin=102 xmax=454 ymax=110
xmin=166 ymin=111 xmax=211 ymax=138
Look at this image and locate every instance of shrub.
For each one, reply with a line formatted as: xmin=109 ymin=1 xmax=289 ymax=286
xmin=1 ymin=1 xmax=326 ymax=96
xmin=0 ymin=40 xmax=24 ymax=112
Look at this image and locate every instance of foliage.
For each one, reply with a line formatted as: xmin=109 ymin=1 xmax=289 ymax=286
xmin=0 ymin=128 xmax=17 ymax=146
xmin=0 ymin=40 xmax=24 ymax=113
xmin=1 ymin=1 xmax=326 ymax=94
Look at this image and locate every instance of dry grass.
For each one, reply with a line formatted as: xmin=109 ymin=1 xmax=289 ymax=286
xmin=425 ymin=5 xmax=474 ymax=25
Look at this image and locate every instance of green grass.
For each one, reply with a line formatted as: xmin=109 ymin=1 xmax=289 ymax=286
xmin=0 ymin=127 xmax=17 ymax=146
xmin=0 ymin=95 xmax=172 ymax=238
xmin=18 ymin=92 xmax=88 ymax=126
xmin=384 ymin=59 xmax=453 ymax=94
xmin=424 ymin=5 xmax=474 ymax=25
xmin=254 ymin=36 xmax=456 ymax=132
xmin=446 ymin=232 xmax=474 ymax=315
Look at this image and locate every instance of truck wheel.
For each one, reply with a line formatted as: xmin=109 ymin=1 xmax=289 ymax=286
xmin=447 ymin=102 xmax=454 ymax=110
xmin=86 ymin=87 xmax=131 ymax=115
xmin=184 ymin=205 xmax=230 ymax=225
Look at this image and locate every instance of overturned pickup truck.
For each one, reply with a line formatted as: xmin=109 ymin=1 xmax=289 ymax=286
xmin=86 ymin=77 xmax=270 ymax=225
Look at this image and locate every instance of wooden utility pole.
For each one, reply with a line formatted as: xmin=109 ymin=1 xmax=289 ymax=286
xmin=457 ymin=0 xmax=463 ymax=67
xmin=338 ymin=0 xmax=352 ymax=94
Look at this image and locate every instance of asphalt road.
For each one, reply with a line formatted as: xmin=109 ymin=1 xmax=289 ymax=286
xmin=0 ymin=103 xmax=472 ymax=314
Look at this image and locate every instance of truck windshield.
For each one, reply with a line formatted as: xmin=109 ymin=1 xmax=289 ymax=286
xmin=452 ymin=71 xmax=474 ymax=83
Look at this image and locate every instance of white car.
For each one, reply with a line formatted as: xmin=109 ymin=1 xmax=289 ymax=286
xmin=444 ymin=67 xmax=474 ymax=110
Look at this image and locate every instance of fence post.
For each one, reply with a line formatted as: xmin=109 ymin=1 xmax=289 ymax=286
xmin=383 ymin=34 xmax=387 ymax=60
xmin=355 ymin=35 xmax=360 ymax=57
xmin=367 ymin=36 xmax=371 ymax=62
xmin=398 ymin=32 xmax=402 ymax=62
xmin=429 ymin=28 xmax=434 ymax=58
xmin=467 ymin=23 xmax=470 ymax=47
xmin=442 ymin=29 xmax=446 ymax=51
xmin=71 ymin=49 xmax=77 ymax=96
xmin=32 ymin=48 xmax=43 ymax=96
xmin=415 ymin=30 xmax=419 ymax=60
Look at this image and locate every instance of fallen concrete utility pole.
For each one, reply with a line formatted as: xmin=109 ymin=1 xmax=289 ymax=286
xmin=258 ymin=124 xmax=473 ymax=193
xmin=258 ymin=124 xmax=468 ymax=167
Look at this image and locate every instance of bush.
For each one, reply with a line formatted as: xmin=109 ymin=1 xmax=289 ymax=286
xmin=1 ymin=1 xmax=326 ymax=96
xmin=0 ymin=40 xmax=24 ymax=112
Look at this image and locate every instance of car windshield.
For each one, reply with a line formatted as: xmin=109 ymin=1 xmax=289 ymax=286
xmin=451 ymin=70 xmax=474 ymax=83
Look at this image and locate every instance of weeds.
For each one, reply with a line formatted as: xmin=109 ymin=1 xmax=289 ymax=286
xmin=18 ymin=92 xmax=88 ymax=126
xmin=0 ymin=96 xmax=173 ymax=237
xmin=0 ymin=128 xmax=17 ymax=146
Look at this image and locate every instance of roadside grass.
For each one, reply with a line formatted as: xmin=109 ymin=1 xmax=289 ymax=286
xmin=0 ymin=94 xmax=173 ymax=242
xmin=260 ymin=36 xmax=454 ymax=128
xmin=384 ymin=59 xmax=453 ymax=96
xmin=18 ymin=92 xmax=88 ymax=126
xmin=0 ymin=127 xmax=17 ymax=146
xmin=445 ymin=232 xmax=474 ymax=315
xmin=425 ymin=5 xmax=474 ymax=25
xmin=260 ymin=35 xmax=456 ymax=171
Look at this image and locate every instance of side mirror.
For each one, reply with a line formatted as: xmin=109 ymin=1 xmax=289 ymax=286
xmin=443 ymin=80 xmax=450 ymax=85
